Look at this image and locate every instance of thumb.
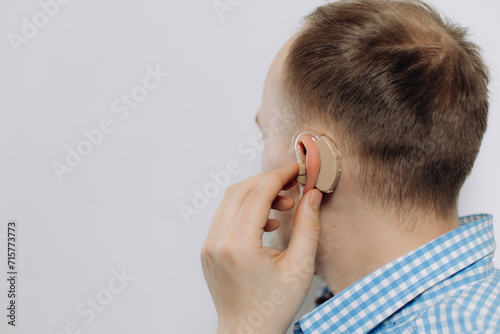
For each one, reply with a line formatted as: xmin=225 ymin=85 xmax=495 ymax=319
xmin=285 ymin=189 xmax=322 ymax=265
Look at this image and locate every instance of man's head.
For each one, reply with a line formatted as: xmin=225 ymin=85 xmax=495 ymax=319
xmin=257 ymin=0 xmax=489 ymax=250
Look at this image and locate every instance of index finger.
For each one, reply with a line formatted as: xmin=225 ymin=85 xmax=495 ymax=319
xmin=205 ymin=172 xmax=269 ymax=239
xmin=229 ymin=162 xmax=299 ymax=243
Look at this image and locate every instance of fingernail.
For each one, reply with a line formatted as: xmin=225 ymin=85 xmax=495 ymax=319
xmin=309 ymin=189 xmax=322 ymax=211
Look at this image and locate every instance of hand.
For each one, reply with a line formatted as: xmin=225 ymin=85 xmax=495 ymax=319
xmin=201 ymin=163 xmax=323 ymax=334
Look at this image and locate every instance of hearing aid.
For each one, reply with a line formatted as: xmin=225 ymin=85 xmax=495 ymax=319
xmin=293 ymin=130 xmax=342 ymax=193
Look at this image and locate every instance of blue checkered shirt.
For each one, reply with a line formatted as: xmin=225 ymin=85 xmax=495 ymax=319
xmin=294 ymin=214 xmax=500 ymax=333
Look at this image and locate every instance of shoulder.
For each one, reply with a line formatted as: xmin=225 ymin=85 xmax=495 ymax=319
xmin=412 ymin=269 xmax=500 ymax=333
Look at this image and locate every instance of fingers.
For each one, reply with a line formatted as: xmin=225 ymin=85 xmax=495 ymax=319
xmin=205 ymin=163 xmax=298 ymax=241
xmin=205 ymin=173 xmax=268 ymax=239
xmin=263 ymin=218 xmax=280 ymax=232
xmin=282 ymin=178 xmax=297 ymax=191
xmin=271 ymin=195 xmax=295 ymax=211
xmin=285 ymin=189 xmax=323 ymax=265
xmin=230 ymin=163 xmax=299 ymax=240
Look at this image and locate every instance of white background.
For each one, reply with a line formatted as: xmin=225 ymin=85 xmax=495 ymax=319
xmin=0 ymin=1 xmax=498 ymax=333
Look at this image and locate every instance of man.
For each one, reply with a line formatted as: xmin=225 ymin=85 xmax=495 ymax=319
xmin=201 ymin=0 xmax=500 ymax=333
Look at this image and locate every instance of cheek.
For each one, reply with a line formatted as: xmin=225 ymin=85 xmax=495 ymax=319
xmin=262 ymin=147 xmax=277 ymax=173
xmin=262 ymin=139 xmax=294 ymax=173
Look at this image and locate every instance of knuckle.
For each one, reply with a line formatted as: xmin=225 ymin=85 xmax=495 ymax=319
xmin=200 ymin=241 xmax=213 ymax=261
xmin=307 ymin=223 xmax=321 ymax=235
xmin=224 ymin=184 xmax=237 ymax=198
xmin=250 ymin=184 xmax=267 ymax=199
xmin=218 ymin=240 xmax=235 ymax=257
xmin=298 ymin=218 xmax=321 ymax=235
xmin=250 ymin=179 xmax=277 ymax=201
xmin=217 ymin=237 xmax=242 ymax=263
xmin=306 ymin=225 xmax=321 ymax=240
xmin=201 ymin=236 xmax=242 ymax=264
xmin=268 ymin=169 xmax=281 ymax=180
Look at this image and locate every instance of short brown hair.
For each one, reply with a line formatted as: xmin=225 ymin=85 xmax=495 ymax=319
xmin=282 ymin=0 xmax=489 ymax=218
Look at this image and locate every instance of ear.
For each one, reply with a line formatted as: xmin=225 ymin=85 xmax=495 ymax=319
xmin=300 ymin=135 xmax=321 ymax=194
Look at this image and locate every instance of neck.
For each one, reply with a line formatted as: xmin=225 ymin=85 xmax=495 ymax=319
xmin=314 ymin=186 xmax=460 ymax=295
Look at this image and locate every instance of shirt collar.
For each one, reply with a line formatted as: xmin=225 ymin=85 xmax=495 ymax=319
xmin=294 ymin=214 xmax=495 ymax=334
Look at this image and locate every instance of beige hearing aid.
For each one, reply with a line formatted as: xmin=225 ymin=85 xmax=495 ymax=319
xmin=294 ymin=130 xmax=342 ymax=193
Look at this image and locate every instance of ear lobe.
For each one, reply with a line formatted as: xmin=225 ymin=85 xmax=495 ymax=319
xmin=301 ymin=135 xmax=321 ymax=194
